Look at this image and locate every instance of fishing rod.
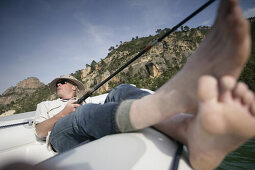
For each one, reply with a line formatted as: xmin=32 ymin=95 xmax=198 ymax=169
xmin=76 ymin=0 xmax=217 ymax=104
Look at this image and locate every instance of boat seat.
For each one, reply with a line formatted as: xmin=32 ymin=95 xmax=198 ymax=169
xmin=0 ymin=111 xmax=55 ymax=165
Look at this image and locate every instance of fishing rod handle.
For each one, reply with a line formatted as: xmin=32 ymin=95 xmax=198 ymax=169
xmin=74 ymin=90 xmax=93 ymax=104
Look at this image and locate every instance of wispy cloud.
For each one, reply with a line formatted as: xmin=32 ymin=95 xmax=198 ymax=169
xmin=37 ymin=0 xmax=52 ymax=11
xmin=72 ymin=14 xmax=121 ymax=64
xmin=201 ymin=19 xmax=212 ymax=26
xmin=127 ymin=0 xmax=177 ymax=30
xmin=243 ymin=7 xmax=255 ymax=18
xmin=74 ymin=12 xmax=115 ymax=43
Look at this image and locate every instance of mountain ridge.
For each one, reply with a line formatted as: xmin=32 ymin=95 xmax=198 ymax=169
xmin=0 ymin=77 xmax=45 ymax=105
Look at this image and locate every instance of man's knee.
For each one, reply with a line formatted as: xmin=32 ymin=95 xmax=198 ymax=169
xmin=105 ymin=84 xmax=146 ymax=103
xmin=116 ymin=84 xmax=136 ymax=89
xmin=111 ymin=84 xmax=136 ymax=94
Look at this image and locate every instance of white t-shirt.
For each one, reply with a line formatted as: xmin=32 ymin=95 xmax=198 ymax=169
xmin=33 ymin=94 xmax=108 ymax=151
xmin=34 ymin=97 xmax=93 ymax=151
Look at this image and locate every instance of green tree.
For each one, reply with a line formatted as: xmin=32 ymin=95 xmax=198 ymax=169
xmin=156 ymin=29 xmax=162 ymax=34
xmin=108 ymin=46 xmax=115 ymax=52
xmin=184 ymin=26 xmax=190 ymax=32
xmin=90 ymin=60 xmax=97 ymax=72
xmin=71 ymin=70 xmax=83 ymax=82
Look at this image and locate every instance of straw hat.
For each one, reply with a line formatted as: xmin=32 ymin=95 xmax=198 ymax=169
xmin=49 ymin=75 xmax=85 ymax=93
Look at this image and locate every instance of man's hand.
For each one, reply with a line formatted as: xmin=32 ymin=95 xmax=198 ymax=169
xmin=35 ymin=100 xmax=80 ymax=138
xmin=60 ymin=100 xmax=80 ymax=117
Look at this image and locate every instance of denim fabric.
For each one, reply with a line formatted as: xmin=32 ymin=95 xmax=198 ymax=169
xmin=49 ymin=84 xmax=150 ymax=153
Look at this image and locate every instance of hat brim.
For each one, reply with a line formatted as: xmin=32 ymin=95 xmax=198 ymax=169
xmin=49 ymin=78 xmax=85 ymax=92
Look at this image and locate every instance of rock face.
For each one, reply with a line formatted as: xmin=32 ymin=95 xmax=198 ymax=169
xmin=80 ymin=28 xmax=208 ymax=93
xmin=16 ymin=77 xmax=44 ymax=89
xmin=0 ymin=110 xmax=15 ymax=117
xmin=0 ymin=77 xmax=45 ymax=105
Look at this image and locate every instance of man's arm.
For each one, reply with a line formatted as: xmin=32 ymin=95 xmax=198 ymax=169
xmin=35 ymin=100 xmax=80 ymax=138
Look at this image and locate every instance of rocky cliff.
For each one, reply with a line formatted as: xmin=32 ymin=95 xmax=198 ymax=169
xmin=0 ymin=77 xmax=45 ymax=105
xmin=81 ymin=27 xmax=207 ymax=94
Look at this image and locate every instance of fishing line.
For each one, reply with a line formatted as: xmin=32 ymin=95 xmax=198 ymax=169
xmin=76 ymin=0 xmax=217 ymax=169
xmin=76 ymin=0 xmax=217 ymax=104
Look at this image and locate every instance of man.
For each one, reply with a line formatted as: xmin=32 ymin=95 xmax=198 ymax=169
xmin=34 ymin=75 xmax=151 ymax=151
xmin=34 ymin=0 xmax=255 ymax=169
xmin=34 ymin=75 xmax=86 ymax=143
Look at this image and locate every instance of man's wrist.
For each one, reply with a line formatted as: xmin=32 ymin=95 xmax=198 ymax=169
xmin=54 ymin=112 xmax=64 ymax=120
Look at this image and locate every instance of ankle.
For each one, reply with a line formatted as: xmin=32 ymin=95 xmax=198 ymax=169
xmin=156 ymin=88 xmax=196 ymax=115
xmin=115 ymin=99 xmax=137 ymax=132
xmin=129 ymin=95 xmax=164 ymax=129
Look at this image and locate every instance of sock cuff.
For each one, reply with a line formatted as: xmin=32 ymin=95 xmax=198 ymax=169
xmin=115 ymin=99 xmax=136 ymax=133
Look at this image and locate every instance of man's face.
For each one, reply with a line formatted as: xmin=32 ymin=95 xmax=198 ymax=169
xmin=56 ymin=80 xmax=76 ymax=99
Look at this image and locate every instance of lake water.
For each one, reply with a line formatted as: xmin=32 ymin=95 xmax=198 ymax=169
xmin=217 ymin=137 xmax=255 ymax=169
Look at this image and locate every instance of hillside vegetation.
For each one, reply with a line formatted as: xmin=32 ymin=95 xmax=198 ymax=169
xmin=239 ymin=17 xmax=255 ymax=91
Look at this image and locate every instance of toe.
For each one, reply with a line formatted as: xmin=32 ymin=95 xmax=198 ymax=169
xmin=215 ymin=0 xmax=237 ymax=25
xmin=233 ymin=82 xmax=248 ymax=99
xmin=251 ymin=102 xmax=255 ymax=116
xmin=198 ymin=75 xmax=218 ymax=102
xmin=219 ymin=76 xmax=236 ymax=91
xmin=219 ymin=76 xmax=236 ymax=102
xmin=243 ymin=91 xmax=255 ymax=106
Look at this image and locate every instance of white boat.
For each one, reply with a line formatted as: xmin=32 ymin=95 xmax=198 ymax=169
xmin=0 ymin=93 xmax=192 ymax=170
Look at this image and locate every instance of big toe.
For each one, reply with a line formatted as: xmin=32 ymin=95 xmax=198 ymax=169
xmin=217 ymin=0 xmax=237 ymax=21
xmin=198 ymin=75 xmax=218 ymax=102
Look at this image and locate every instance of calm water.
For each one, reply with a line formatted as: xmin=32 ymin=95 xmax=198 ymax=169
xmin=217 ymin=137 xmax=255 ymax=170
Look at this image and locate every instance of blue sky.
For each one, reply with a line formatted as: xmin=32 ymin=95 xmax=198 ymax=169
xmin=1 ymin=0 xmax=255 ymax=94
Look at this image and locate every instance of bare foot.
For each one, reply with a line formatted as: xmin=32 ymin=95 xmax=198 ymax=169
xmin=187 ymin=75 xmax=255 ymax=170
xmin=130 ymin=0 xmax=251 ymax=130
xmin=156 ymin=0 xmax=251 ymax=113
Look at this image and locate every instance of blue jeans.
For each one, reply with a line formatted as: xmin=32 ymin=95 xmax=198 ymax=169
xmin=49 ymin=84 xmax=150 ymax=152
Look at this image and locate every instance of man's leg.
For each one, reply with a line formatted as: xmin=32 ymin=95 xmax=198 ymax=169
xmin=50 ymin=84 xmax=150 ymax=152
xmin=49 ymin=107 xmax=92 ymax=153
xmin=124 ymin=0 xmax=251 ymax=131
xmin=50 ymin=101 xmax=124 ymax=152
xmin=155 ymin=75 xmax=255 ymax=170
xmin=51 ymin=0 xmax=251 ymax=155
xmin=105 ymin=84 xmax=151 ymax=132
